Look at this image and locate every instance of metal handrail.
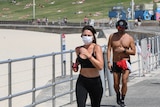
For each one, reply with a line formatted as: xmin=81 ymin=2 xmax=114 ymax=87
xmin=0 ymin=37 xmax=160 ymax=107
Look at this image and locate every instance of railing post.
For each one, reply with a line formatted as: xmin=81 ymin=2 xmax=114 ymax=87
xmin=158 ymin=36 xmax=160 ymax=66
xmin=70 ymin=50 xmax=74 ymax=103
xmin=136 ymin=40 xmax=141 ymax=77
xmin=52 ymin=53 xmax=56 ymax=107
xmin=156 ymin=36 xmax=159 ymax=68
xmin=104 ymin=46 xmax=115 ymax=96
xmin=32 ymin=56 xmax=36 ymax=107
xmin=100 ymin=46 xmax=107 ymax=96
xmin=151 ymin=37 xmax=155 ymax=71
xmin=148 ymin=37 xmax=151 ymax=72
xmin=8 ymin=59 xmax=12 ymax=107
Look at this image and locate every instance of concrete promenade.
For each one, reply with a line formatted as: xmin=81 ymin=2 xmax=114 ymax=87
xmin=63 ymin=68 xmax=160 ymax=107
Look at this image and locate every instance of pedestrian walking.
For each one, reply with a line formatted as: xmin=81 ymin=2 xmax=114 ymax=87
xmin=107 ymin=19 xmax=136 ymax=107
xmin=72 ymin=25 xmax=104 ymax=107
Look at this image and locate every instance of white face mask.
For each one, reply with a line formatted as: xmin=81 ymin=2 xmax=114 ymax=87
xmin=81 ymin=36 xmax=93 ymax=45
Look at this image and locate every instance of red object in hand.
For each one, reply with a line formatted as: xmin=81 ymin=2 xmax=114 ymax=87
xmin=72 ymin=63 xmax=79 ymax=72
xmin=116 ymin=60 xmax=127 ymax=70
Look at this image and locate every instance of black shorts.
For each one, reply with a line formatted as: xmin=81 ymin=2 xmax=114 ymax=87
xmin=112 ymin=60 xmax=131 ymax=73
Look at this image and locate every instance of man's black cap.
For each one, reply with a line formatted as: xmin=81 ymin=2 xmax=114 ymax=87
xmin=116 ymin=19 xmax=128 ymax=29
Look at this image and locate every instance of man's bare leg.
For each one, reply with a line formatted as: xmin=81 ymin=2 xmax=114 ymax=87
xmin=121 ymin=70 xmax=130 ymax=107
xmin=113 ymin=72 xmax=121 ymax=105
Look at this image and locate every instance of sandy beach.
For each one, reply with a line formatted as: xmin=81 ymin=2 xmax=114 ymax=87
xmin=0 ymin=29 xmax=116 ymax=60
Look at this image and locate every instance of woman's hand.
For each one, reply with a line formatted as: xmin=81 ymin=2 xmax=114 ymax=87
xmin=79 ymin=47 xmax=91 ymax=58
xmin=72 ymin=62 xmax=79 ymax=72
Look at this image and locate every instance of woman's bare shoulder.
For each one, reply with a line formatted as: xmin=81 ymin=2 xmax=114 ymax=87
xmin=94 ymin=44 xmax=102 ymax=52
xmin=75 ymin=46 xmax=83 ymax=53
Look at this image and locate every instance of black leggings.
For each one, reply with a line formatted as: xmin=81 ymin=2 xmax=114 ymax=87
xmin=76 ymin=74 xmax=103 ymax=107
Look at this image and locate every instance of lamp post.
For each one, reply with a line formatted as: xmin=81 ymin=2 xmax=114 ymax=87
xmin=33 ymin=0 xmax=36 ymax=19
xmin=131 ymin=0 xmax=135 ymax=20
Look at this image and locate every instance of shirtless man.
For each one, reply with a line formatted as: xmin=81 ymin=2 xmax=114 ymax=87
xmin=107 ymin=20 xmax=136 ymax=107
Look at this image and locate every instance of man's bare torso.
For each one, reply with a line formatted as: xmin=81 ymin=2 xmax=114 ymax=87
xmin=111 ymin=32 xmax=131 ymax=62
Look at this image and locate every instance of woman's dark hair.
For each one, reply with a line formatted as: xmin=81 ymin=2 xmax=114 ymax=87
xmin=82 ymin=25 xmax=97 ymax=44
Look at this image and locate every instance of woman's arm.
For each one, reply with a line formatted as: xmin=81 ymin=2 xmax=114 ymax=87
xmin=88 ymin=45 xmax=104 ymax=70
xmin=72 ymin=47 xmax=80 ymax=72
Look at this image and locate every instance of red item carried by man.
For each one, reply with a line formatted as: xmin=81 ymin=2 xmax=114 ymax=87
xmin=116 ymin=60 xmax=128 ymax=70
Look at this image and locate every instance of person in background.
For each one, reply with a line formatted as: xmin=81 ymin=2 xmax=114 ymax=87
xmin=107 ymin=20 xmax=136 ymax=107
xmin=64 ymin=17 xmax=67 ymax=24
xmin=45 ymin=17 xmax=48 ymax=25
xmin=137 ymin=16 xmax=142 ymax=26
xmin=84 ymin=16 xmax=88 ymax=25
xmin=109 ymin=17 xmax=113 ymax=28
xmin=135 ymin=16 xmax=142 ymax=27
xmin=72 ymin=25 xmax=104 ymax=107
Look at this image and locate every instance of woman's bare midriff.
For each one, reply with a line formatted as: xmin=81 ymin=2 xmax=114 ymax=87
xmin=80 ymin=68 xmax=100 ymax=78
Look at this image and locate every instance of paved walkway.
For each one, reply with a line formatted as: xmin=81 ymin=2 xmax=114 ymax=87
xmin=63 ymin=68 xmax=160 ymax=107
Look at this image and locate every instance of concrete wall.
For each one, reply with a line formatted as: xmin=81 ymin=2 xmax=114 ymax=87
xmin=0 ymin=24 xmax=105 ymax=34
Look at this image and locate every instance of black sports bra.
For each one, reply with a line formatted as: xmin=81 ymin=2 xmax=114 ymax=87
xmin=77 ymin=53 xmax=96 ymax=68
